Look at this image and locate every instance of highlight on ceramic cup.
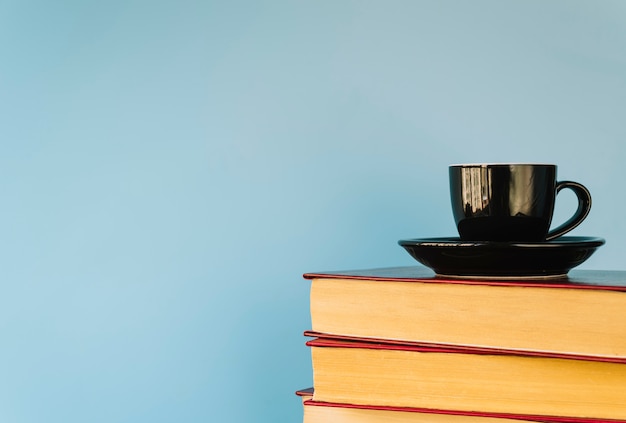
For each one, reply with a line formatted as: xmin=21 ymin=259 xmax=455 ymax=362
xmin=449 ymin=163 xmax=592 ymax=242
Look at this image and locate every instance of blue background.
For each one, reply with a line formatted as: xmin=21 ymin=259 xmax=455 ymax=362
xmin=2 ymin=1 xmax=625 ymax=421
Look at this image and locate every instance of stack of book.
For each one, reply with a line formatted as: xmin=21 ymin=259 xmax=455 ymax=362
xmin=296 ymin=266 xmax=626 ymax=423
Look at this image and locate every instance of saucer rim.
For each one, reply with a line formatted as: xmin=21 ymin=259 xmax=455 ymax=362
xmin=398 ymin=236 xmax=605 ymax=248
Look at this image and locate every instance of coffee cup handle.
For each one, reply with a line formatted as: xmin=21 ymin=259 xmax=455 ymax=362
xmin=545 ymin=181 xmax=592 ymax=241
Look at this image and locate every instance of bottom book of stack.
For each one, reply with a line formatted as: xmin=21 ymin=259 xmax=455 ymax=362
xmin=298 ymin=336 xmax=626 ymax=423
xmin=297 ymin=388 xmax=555 ymax=423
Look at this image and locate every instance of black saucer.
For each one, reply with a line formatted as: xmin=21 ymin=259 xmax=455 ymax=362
xmin=398 ymin=236 xmax=605 ymax=279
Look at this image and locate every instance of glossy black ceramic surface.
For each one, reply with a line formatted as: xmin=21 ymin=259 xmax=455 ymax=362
xmin=449 ymin=164 xmax=591 ymax=242
xmin=398 ymin=236 xmax=605 ymax=279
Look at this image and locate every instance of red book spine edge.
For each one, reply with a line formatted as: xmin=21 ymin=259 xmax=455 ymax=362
xmin=303 ymin=266 xmax=626 ymax=291
xmin=301 ymin=398 xmax=626 ymax=423
xmin=303 ymin=331 xmax=626 ymax=363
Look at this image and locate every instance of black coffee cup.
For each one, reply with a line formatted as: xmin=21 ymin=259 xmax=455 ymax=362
xmin=449 ymin=164 xmax=592 ymax=242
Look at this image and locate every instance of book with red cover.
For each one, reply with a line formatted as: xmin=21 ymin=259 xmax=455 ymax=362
xmin=304 ymin=266 xmax=626 ymax=360
xmin=303 ymin=266 xmax=626 ymax=290
xmin=306 ymin=336 xmax=626 ymax=422
xmin=296 ymin=388 xmax=626 ymax=423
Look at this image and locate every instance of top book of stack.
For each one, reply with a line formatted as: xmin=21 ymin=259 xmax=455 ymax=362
xmin=303 ymin=266 xmax=626 ymax=361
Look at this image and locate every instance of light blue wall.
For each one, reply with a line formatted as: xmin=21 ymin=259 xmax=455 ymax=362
xmin=1 ymin=1 xmax=625 ymax=421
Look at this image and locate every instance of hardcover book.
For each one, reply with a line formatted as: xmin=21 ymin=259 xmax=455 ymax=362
xmin=296 ymin=388 xmax=554 ymax=423
xmin=307 ymin=337 xmax=626 ymax=421
xmin=304 ymin=266 xmax=626 ymax=360
xmin=297 ymin=388 xmax=626 ymax=423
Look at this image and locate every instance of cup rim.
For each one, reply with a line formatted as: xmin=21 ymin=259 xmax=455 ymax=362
xmin=449 ymin=163 xmax=556 ymax=168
